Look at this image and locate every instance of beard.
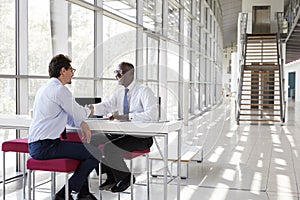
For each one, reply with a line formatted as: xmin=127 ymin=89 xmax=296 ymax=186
xmin=118 ymin=69 xmax=134 ymax=87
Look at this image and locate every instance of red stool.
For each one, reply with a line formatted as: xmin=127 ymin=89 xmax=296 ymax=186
xmin=98 ymin=144 xmax=151 ymax=200
xmin=26 ymin=158 xmax=81 ymax=200
xmin=2 ymin=138 xmax=28 ymax=200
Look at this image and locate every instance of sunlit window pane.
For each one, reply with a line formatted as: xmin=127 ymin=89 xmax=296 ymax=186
xmin=103 ymin=16 xmax=136 ymax=79
xmin=167 ymin=82 xmax=178 ymax=120
xmin=167 ymin=42 xmax=179 ymax=81
xmin=168 ymin=4 xmax=179 ymax=41
xmin=28 ymin=79 xmax=49 ymax=110
xmin=0 ymin=79 xmax=16 ymax=114
xmin=102 ymin=80 xmax=119 ymax=101
xmin=0 ymin=0 xmax=15 ymax=75
xmin=71 ymin=80 xmax=94 ymax=97
xmin=71 ymin=3 xmax=94 ymax=77
xmin=28 ymin=0 xmax=52 ymax=76
xmin=103 ymin=0 xmax=136 ymax=23
xmin=143 ymin=0 xmax=162 ymax=33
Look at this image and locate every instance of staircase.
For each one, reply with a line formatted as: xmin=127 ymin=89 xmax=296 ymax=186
xmin=237 ymin=33 xmax=285 ymax=124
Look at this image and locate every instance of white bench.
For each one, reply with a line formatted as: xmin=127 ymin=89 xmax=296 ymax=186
xmin=149 ymin=145 xmax=202 ymax=179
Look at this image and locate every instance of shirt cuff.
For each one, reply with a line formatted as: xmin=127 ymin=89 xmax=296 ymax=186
xmin=128 ymin=113 xmax=134 ymax=120
xmin=85 ymin=107 xmax=91 ymax=117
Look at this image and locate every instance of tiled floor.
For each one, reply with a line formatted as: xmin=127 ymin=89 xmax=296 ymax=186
xmin=1 ymin=97 xmax=300 ymax=199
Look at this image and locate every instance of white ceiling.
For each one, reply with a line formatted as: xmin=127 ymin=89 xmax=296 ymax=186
xmin=219 ymin=0 xmax=242 ymax=48
xmin=219 ymin=0 xmax=290 ymax=48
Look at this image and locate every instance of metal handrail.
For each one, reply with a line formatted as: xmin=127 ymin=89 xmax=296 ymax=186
xmin=276 ymin=13 xmax=286 ymax=123
xmin=285 ymin=0 xmax=300 ymax=34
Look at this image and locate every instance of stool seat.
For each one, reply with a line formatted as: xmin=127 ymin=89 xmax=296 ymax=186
xmin=123 ymin=149 xmax=150 ymax=159
xmin=27 ymin=158 xmax=81 ymax=200
xmin=27 ymin=158 xmax=81 ymax=172
xmin=2 ymin=138 xmax=29 ymax=200
xmin=2 ymin=138 xmax=28 ymax=153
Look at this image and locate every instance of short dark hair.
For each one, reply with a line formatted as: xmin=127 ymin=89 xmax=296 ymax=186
xmin=119 ymin=62 xmax=134 ymax=69
xmin=48 ymin=54 xmax=72 ymax=78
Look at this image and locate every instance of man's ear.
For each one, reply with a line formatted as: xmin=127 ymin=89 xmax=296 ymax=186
xmin=60 ymin=67 xmax=67 ymax=75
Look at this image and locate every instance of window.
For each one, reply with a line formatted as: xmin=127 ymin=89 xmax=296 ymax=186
xmin=0 ymin=0 xmax=15 ymax=75
xmin=28 ymin=0 xmax=51 ymax=76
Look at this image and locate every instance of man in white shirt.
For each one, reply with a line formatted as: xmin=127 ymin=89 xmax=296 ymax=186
xmin=89 ymin=62 xmax=158 ymax=193
xmin=29 ymin=54 xmax=99 ymax=200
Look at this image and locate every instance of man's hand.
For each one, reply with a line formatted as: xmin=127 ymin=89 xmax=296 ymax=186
xmin=111 ymin=114 xmax=129 ymax=121
xmin=86 ymin=104 xmax=94 ymax=118
xmin=80 ymin=121 xmax=91 ymax=143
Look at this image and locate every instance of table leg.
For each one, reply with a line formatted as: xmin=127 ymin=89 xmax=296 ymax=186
xmin=177 ymin=128 xmax=182 ymax=200
xmin=163 ymin=134 xmax=168 ymax=200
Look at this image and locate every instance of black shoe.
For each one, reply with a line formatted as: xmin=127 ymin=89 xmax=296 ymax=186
xmin=77 ymin=192 xmax=98 ymax=200
xmin=99 ymin=179 xmax=116 ymax=190
xmin=54 ymin=194 xmax=74 ymax=200
xmin=111 ymin=175 xmax=135 ymax=193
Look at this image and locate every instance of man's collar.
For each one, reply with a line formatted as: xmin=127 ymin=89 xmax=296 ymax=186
xmin=126 ymin=80 xmax=136 ymax=90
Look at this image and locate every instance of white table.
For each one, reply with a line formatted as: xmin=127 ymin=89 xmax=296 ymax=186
xmin=77 ymin=119 xmax=183 ymax=200
xmin=0 ymin=115 xmax=183 ymax=200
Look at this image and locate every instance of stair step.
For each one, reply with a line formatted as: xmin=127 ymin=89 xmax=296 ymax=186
xmin=246 ymin=46 xmax=277 ymax=49
xmin=247 ymin=34 xmax=277 ymax=38
xmin=241 ymin=98 xmax=280 ymax=100
xmin=242 ymin=85 xmax=279 ymax=87
xmin=239 ymin=119 xmax=281 ymax=122
xmin=243 ymin=80 xmax=279 ymax=83
xmin=242 ymin=89 xmax=280 ymax=92
xmin=240 ymin=113 xmax=281 ymax=116
xmin=246 ymin=49 xmax=278 ymax=52
xmin=241 ymin=94 xmax=280 ymax=96
xmin=244 ymin=66 xmax=279 ymax=70
xmin=247 ymin=41 xmax=276 ymax=43
xmin=240 ymin=108 xmax=280 ymax=111
xmin=243 ymin=74 xmax=279 ymax=76
xmin=246 ymin=55 xmax=278 ymax=57
xmin=241 ymin=103 xmax=280 ymax=106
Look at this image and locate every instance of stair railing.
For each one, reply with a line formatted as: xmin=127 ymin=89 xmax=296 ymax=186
xmin=236 ymin=13 xmax=248 ymax=124
xmin=276 ymin=12 xmax=286 ymax=123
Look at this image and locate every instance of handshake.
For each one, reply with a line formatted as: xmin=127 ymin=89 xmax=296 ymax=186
xmin=85 ymin=104 xmax=129 ymax=121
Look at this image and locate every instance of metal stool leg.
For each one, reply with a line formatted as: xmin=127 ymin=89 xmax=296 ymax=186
xmin=65 ymin=173 xmax=69 ymax=200
xmin=130 ymin=159 xmax=133 ymax=200
xmin=32 ymin=171 xmax=35 ymax=200
xmin=22 ymin=153 xmax=26 ymax=199
xmin=2 ymin=152 xmax=5 ymax=200
xmin=27 ymin=170 xmax=32 ymax=200
xmin=99 ymin=163 xmax=102 ymax=200
xmin=146 ymin=154 xmax=150 ymax=200
xmin=51 ymin=172 xmax=56 ymax=199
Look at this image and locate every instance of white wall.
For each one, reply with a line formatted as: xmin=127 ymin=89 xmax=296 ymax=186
xmin=242 ymin=0 xmax=284 ymax=33
xmin=230 ymin=52 xmax=238 ymax=96
xmin=285 ymin=61 xmax=300 ymax=101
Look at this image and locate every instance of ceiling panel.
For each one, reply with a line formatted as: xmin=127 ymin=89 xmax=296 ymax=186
xmin=219 ymin=0 xmax=242 ymax=48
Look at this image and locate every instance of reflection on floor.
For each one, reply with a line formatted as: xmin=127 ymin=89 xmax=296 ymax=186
xmin=1 ymin=98 xmax=300 ymax=199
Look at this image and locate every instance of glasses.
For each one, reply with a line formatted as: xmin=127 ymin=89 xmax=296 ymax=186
xmin=69 ymin=67 xmax=76 ymax=73
xmin=114 ymin=70 xmax=122 ymax=80
xmin=114 ymin=69 xmax=123 ymax=75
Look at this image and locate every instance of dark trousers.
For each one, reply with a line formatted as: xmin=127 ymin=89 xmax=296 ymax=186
xmin=90 ymin=134 xmax=153 ymax=181
xmin=28 ymin=138 xmax=101 ymax=192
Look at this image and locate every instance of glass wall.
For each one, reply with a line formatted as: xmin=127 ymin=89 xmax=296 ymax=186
xmin=0 ymin=0 xmax=223 ymax=123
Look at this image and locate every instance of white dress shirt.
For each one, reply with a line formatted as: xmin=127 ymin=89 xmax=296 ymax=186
xmin=29 ymin=78 xmax=91 ymax=143
xmin=93 ymin=81 xmax=158 ymax=122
